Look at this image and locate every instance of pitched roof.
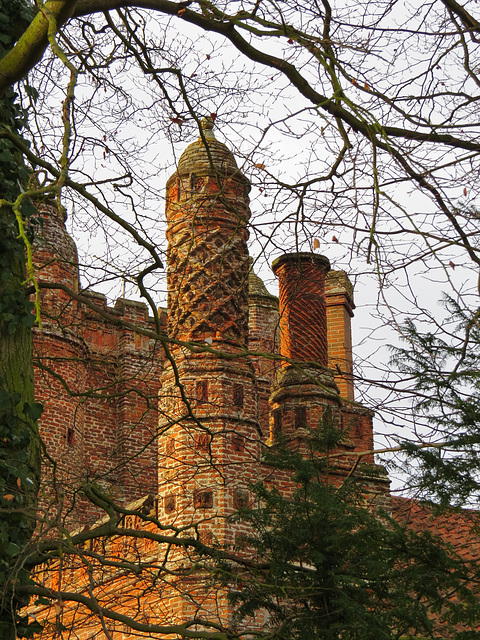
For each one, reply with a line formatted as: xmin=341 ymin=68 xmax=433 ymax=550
xmin=392 ymin=496 xmax=480 ymax=561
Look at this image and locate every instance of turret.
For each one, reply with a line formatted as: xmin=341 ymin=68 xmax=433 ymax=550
xmin=32 ymin=200 xmax=86 ymax=521
xmin=159 ymin=118 xmax=260 ymax=556
xmin=33 ymin=199 xmax=80 ymax=325
xmin=165 ymin=117 xmax=251 ymax=349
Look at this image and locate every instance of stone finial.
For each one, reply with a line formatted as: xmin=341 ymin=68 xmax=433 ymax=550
xmin=200 ymin=116 xmax=215 ymax=139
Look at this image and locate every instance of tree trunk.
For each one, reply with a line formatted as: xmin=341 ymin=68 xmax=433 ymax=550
xmin=0 ymin=204 xmax=41 ymax=639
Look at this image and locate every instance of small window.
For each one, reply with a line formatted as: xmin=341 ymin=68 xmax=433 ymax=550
xmin=196 ymin=433 xmax=210 ymax=452
xmin=67 ymin=426 xmax=75 ymax=446
xmin=233 ymin=488 xmax=249 ymax=509
xmin=232 ymin=435 xmax=244 ymax=452
xmin=295 ymin=407 xmax=307 ymax=430
xmin=273 ymin=409 xmax=282 ymax=434
xmin=353 ymin=417 xmax=361 ymax=437
xmin=166 ymin=438 xmax=175 ymax=455
xmin=164 ymin=495 xmax=176 ymax=514
xmin=196 ymin=380 xmax=208 ymax=403
xmin=194 ymin=489 xmax=213 ymax=509
xmin=233 ymin=383 xmax=244 ymax=409
xmin=190 ymin=173 xmax=197 ymax=193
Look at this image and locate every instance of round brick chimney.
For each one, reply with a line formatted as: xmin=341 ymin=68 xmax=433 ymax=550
xmin=272 ymin=252 xmax=330 ymax=366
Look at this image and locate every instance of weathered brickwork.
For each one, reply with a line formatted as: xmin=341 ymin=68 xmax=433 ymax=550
xmin=30 ymin=121 xmax=396 ymax=637
xmin=268 ymin=251 xmax=384 ymax=494
xmin=269 ymin=251 xmax=339 ymax=449
xmin=325 ymin=270 xmax=355 ymax=400
xmin=165 ymin=118 xmax=251 ymax=347
xmin=158 ymin=119 xmax=261 ymax=616
xmin=248 ymin=263 xmax=280 ymax=438
xmin=272 ymin=252 xmax=330 ymax=366
xmin=33 ymin=203 xmax=163 ymax=526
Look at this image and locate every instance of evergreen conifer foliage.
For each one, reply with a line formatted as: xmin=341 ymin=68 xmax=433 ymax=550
xmin=393 ymin=298 xmax=480 ymax=508
xmin=223 ymin=420 xmax=480 ymax=640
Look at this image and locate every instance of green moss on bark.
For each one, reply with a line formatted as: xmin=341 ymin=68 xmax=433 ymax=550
xmin=0 ymin=1 xmax=42 ymax=636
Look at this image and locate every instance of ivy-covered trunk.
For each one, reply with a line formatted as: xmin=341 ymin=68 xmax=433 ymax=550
xmin=0 ymin=2 xmax=41 ymax=636
xmin=0 ymin=204 xmax=41 ymax=639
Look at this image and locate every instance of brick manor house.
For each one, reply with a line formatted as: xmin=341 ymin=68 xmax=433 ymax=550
xmin=29 ymin=118 xmax=480 ymax=638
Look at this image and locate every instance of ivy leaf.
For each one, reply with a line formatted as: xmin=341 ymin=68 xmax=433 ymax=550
xmin=23 ymin=402 xmax=43 ymax=421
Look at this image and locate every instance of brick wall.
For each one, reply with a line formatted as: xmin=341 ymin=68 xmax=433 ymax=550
xmin=33 ymin=204 xmax=162 ymax=527
xmin=28 ymin=123 xmax=393 ymax=637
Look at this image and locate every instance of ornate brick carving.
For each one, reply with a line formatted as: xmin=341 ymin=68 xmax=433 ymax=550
xmin=165 ymin=119 xmax=251 ymax=348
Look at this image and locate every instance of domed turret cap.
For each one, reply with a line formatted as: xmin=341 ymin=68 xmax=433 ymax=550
xmin=176 ymin=117 xmax=244 ymax=178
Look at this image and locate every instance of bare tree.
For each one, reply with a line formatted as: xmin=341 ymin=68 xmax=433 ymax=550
xmin=1 ymin=0 xmax=480 ymax=638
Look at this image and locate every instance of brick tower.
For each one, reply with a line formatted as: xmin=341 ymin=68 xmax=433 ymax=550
xmin=158 ymin=118 xmax=260 ymax=623
xmin=32 ymin=200 xmax=88 ymax=521
xmin=32 ymin=200 xmax=162 ymax=526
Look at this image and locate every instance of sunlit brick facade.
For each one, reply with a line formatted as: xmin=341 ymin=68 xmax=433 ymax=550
xmin=30 ymin=119 xmax=392 ymax=636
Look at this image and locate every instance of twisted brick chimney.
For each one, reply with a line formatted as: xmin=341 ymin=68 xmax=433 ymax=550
xmin=269 ymin=252 xmax=340 ymax=443
xmin=269 ymin=253 xmax=385 ymax=484
xmin=273 ymin=252 xmax=330 ymax=366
